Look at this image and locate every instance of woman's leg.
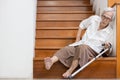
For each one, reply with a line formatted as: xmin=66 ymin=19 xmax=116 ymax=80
xmin=62 ymin=44 xmax=98 ymax=78
xmin=44 ymin=46 xmax=75 ymax=70
xmin=44 ymin=56 xmax=59 ymax=70
xmin=62 ymin=59 xmax=79 ymax=78
xmin=62 ymin=46 xmax=80 ymax=78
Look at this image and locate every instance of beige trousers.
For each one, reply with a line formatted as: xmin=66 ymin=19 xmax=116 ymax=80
xmin=54 ymin=44 xmax=98 ymax=67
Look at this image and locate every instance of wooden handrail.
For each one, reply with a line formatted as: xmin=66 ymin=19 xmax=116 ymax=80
xmin=116 ymin=3 xmax=120 ymax=78
xmin=108 ymin=0 xmax=120 ymax=78
xmin=108 ymin=0 xmax=116 ymax=7
xmin=108 ymin=0 xmax=120 ymax=7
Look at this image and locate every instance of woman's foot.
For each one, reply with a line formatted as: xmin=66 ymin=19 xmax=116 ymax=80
xmin=44 ymin=57 xmax=53 ymax=70
xmin=62 ymin=70 xmax=72 ymax=78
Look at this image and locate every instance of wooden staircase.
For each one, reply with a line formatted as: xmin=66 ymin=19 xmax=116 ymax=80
xmin=34 ymin=0 xmax=116 ymax=79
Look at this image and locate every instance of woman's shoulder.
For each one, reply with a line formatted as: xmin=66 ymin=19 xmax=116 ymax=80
xmin=88 ymin=15 xmax=101 ymax=22
xmin=89 ymin=15 xmax=100 ymax=19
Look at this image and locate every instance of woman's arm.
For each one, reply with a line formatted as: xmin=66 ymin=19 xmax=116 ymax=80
xmin=75 ymin=27 xmax=83 ymax=42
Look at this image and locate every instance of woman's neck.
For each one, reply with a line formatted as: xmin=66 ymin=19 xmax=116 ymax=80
xmin=98 ymin=24 xmax=109 ymax=30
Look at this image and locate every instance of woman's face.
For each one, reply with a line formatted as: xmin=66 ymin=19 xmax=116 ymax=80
xmin=100 ymin=11 xmax=113 ymax=27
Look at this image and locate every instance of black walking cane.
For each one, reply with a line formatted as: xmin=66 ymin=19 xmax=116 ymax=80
xmin=68 ymin=44 xmax=112 ymax=79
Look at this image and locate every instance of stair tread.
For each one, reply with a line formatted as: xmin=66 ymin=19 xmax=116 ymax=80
xmin=37 ymin=13 xmax=94 ymax=21
xmin=37 ymin=1 xmax=91 ymax=7
xmin=34 ymin=57 xmax=116 ymax=61
xmin=37 ymin=11 xmax=94 ymax=14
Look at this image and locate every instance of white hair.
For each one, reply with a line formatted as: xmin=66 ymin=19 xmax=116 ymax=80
xmin=103 ymin=7 xmax=116 ymax=20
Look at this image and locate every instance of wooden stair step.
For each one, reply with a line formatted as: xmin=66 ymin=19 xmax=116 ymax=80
xmin=35 ymin=49 xmax=58 ymax=58
xmin=36 ymin=28 xmax=85 ymax=39
xmin=37 ymin=6 xmax=92 ymax=11
xmin=37 ymin=11 xmax=94 ymax=14
xmin=36 ymin=21 xmax=80 ymax=28
xmin=33 ymin=57 xmax=116 ymax=78
xmin=37 ymin=14 xmax=93 ymax=21
xmin=37 ymin=1 xmax=91 ymax=7
xmin=36 ymin=29 xmax=77 ymax=39
xmin=35 ymin=39 xmax=75 ymax=48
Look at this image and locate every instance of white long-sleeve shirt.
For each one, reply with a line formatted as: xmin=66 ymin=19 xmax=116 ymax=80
xmin=69 ymin=15 xmax=113 ymax=53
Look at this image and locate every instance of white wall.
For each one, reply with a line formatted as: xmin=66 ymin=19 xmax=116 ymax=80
xmin=0 ymin=0 xmax=36 ymax=78
xmin=110 ymin=6 xmax=116 ymax=57
xmin=91 ymin=0 xmax=108 ymax=15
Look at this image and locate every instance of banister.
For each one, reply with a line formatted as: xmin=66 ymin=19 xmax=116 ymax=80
xmin=108 ymin=0 xmax=120 ymax=78
xmin=116 ymin=3 xmax=120 ymax=78
xmin=108 ymin=0 xmax=116 ymax=7
xmin=108 ymin=0 xmax=120 ymax=7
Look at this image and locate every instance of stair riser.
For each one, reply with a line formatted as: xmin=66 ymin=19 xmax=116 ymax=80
xmin=37 ymin=1 xmax=90 ymax=7
xmin=35 ymin=39 xmax=75 ymax=48
xmin=35 ymin=49 xmax=58 ymax=58
xmin=36 ymin=21 xmax=80 ymax=28
xmin=33 ymin=61 xmax=68 ymax=78
xmin=36 ymin=29 xmax=77 ymax=38
xmin=34 ymin=59 xmax=116 ymax=78
xmin=37 ymin=14 xmax=93 ymax=21
xmin=37 ymin=7 xmax=92 ymax=11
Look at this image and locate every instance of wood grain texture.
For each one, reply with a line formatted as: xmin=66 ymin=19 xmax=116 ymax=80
xmin=37 ymin=13 xmax=94 ymax=21
xmin=116 ymin=4 xmax=120 ymax=78
xmin=37 ymin=11 xmax=94 ymax=14
xmin=36 ymin=29 xmax=77 ymax=38
xmin=36 ymin=21 xmax=80 ymax=28
xmin=33 ymin=57 xmax=116 ymax=79
xmin=37 ymin=6 xmax=92 ymax=11
xmin=108 ymin=0 xmax=116 ymax=7
xmin=37 ymin=1 xmax=90 ymax=7
xmin=35 ymin=49 xmax=58 ymax=58
xmin=35 ymin=39 xmax=75 ymax=48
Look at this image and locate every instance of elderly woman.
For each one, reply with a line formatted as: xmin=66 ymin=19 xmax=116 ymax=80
xmin=44 ymin=7 xmax=115 ymax=78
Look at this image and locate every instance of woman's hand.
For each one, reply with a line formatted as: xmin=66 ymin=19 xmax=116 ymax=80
xmin=104 ymin=42 xmax=111 ymax=49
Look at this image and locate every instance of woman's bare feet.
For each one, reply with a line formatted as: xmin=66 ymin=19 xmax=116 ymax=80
xmin=62 ymin=70 xmax=72 ymax=78
xmin=44 ymin=57 xmax=53 ymax=70
xmin=62 ymin=60 xmax=79 ymax=78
